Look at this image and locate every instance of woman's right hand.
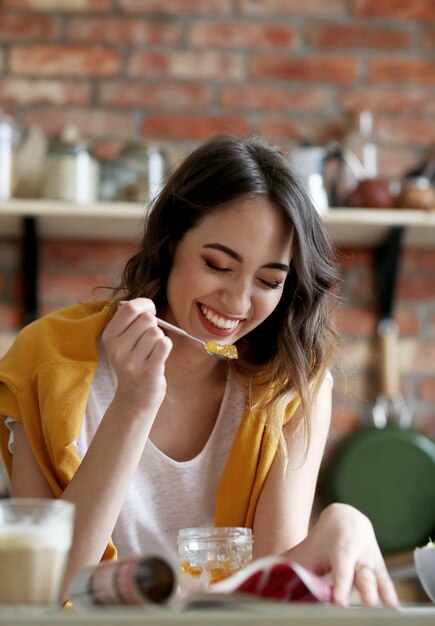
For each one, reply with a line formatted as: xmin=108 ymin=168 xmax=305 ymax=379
xmin=102 ymin=298 xmax=172 ymax=414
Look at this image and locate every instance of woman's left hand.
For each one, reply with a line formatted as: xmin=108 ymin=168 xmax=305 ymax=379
xmin=286 ymin=503 xmax=399 ymax=608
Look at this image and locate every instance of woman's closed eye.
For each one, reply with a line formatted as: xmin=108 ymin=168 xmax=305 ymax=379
xmin=258 ymin=278 xmax=283 ymax=290
xmin=205 ymin=260 xmax=230 ymax=273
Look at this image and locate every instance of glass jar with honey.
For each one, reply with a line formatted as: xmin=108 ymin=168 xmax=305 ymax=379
xmin=177 ymin=526 xmax=253 ymax=594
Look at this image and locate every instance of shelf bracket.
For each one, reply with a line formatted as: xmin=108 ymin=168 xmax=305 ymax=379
xmin=22 ymin=216 xmax=38 ymax=326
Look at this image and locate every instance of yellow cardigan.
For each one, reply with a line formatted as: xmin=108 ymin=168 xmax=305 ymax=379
xmin=0 ymin=299 xmax=297 ymax=560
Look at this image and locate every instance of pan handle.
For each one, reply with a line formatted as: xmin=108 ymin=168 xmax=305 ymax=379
xmin=378 ymin=318 xmax=400 ymax=398
xmin=376 ymin=318 xmax=413 ymax=428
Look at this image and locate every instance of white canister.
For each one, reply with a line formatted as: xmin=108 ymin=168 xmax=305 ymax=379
xmin=43 ymin=124 xmax=98 ymax=204
xmin=0 ymin=112 xmax=20 ymax=200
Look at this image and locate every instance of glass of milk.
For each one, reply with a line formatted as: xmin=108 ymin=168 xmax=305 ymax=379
xmin=0 ymin=498 xmax=75 ymax=612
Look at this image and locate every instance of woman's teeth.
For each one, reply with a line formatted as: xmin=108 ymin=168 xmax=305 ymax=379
xmin=200 ymin=305 xmax=239 ymax=330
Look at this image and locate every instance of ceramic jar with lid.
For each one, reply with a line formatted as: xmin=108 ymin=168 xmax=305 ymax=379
xmin=397 ymin=177 xmax=435 ymax=211
xmin=42 ymin=123 xmax=98 ymax=204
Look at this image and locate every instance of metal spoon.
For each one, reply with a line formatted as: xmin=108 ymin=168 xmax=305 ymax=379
xmin=156 ymin=317 xmax=238 ymax=360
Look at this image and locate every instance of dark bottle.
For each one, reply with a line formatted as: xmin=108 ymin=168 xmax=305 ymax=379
xmin=69 ymin=555 xmax=176 ymax=608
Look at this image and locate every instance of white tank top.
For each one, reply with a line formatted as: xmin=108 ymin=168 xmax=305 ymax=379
xmin=77 ymin=336 xmax=246 ymax=563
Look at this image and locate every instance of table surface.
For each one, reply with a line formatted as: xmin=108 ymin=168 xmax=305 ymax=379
xmin=0 ymin=604 xmax=434 ymax=626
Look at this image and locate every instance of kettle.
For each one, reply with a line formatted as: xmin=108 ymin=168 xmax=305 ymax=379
xmin=340 ymin=148 xmax=394 ymax=209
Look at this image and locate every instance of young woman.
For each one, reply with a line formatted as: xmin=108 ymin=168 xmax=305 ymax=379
xmin=0 ymin=135 xmax=398 ymax=607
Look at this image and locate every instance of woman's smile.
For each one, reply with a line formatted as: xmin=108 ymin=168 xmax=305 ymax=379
xmin=198 ymin=303 xmax=244 ymax=336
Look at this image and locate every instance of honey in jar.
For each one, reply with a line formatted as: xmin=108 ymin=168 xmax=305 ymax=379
xmin=177 ymin=527 xmax=253 ymax=593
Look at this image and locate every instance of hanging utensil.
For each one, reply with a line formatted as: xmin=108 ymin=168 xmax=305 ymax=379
xmin=322 ymin=227 xmax=435 ymax=554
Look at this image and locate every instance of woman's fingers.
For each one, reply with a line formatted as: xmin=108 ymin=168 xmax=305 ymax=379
xmin=103 ymin=298 xmax=172 ymax=397
xmin=353 ymin=564 xmax=380 ymax=607
xmin=289 ymin=504 xmax=400 ymax=608
xmin=329 ymin=553 xmax=355 ymax=606
xmin=104 ymin=298 xmax=156 ymax=341
xmin=374 ymin=563 xmax=400 ymax=608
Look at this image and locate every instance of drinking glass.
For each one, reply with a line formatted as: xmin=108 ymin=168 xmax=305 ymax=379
xmin=0 ymin=498 xmax=75 ymax=612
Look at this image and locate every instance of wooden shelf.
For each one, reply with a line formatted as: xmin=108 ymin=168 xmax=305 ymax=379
xmin=0 ymin=200 xmax=434 ymax=247
xmin=325 ymin=208 xmax=435 ymax=248
xmin=0 ymin=199 xmax=146 ymax=241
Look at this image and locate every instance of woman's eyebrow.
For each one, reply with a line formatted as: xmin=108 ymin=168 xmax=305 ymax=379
xmin=203 ymin=243 xmax=289 ymax=272
xmin=203 ymin=243 xmax=242 ymax=261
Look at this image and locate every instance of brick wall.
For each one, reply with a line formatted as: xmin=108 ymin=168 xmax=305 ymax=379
xmin=0 ymin=1 xmax=434 ymax=441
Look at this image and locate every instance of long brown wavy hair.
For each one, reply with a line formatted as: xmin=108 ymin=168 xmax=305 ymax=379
xmin=114 ymin=134 xmax=339 ymax=455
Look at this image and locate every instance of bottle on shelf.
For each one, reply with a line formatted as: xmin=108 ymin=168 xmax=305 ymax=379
xmin=346 ymin=110 xmax=377 ymax=178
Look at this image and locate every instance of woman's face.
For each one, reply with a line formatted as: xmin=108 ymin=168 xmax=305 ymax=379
xmin=165 ymin=196 xmax=293 ymax=351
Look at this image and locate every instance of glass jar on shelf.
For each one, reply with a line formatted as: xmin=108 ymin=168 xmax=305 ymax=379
xmin=42 ymin=123 xmax=99 ymax=205
xmin=116 ymin=143 xmax=167 ymax=205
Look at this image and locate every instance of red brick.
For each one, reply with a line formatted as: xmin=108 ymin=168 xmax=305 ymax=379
xmin=397 ymin=276 xmax=435 ymax=302
xmin=219 ymin=86 xmax=327 ymax=112
xmin=118 ymin=0 xmax=231 ymax=15
xmin=0 ymin=14 xmax=60 ymax=40
xmin=0 ymin=242 xmax=20 ymax=268
xmin=402 ymin=250 xmax=435 ymax=272
xmin=377 ymin=147 xmax=423 ymax=179
xmin=140 ymin=114 xmax=250 ymax=140
xmin=67 ymin=18 xmax=181 ymax=45
xmin=251 ymin=56 xmax=359 ymax=83
xmin=24 ymin=108 xmax=133 ymax=139
xmin=336 ymin=338 xmax=376 ymax=372
xmin=333 ymin=305 xmax=377 ymax=336
xmin=396 ymin=307 xmax=421 ymax=336
xmin=91 ymin=140 xmax=126 ymax=160
xmin=352 ymin=0 xmax=435 ymax=20
xmin=98 ymin=81 xmax=212 ymax=111
xmin=414 ymin=413 xmax=435 ymax=439
xmin=237 ymin=0 xmax=345 ymax=17
xmin=10 ymin=270 xmax=23 ymax=301
xmin=422 ymin=28 xmax=435 ymax=51
xmin=340 ymin=88 xmax=435 ymax=116
xmin=408 ymin=340 xmax=435 ymax=373
xmin=39 ymin=273 xmax=116 ymax=305
xmin=346 ymin=272 xmax=377 ymax=305
xmin=40 ymin=241 xmax=136 ymax=273
xmin=370 ymin=58 xmax=435 ymax=85
xmin=309 ymin=24 xmax=410 ymax=49
xmin=4 ymin=0 xmax=110 ymax=10
xmin=0 ymin=305 xmax=23 ymax=331
xmin=336 ymin=248 xmax=374 ymax=269
xmin=377 ymin=117 xmax=435 ymax=147
xmin=258 ymin=118 xmax=315 ymax=142
xmin=10 ymin=46 xmax=122 ymax=77
xmin=419 ymin=378 xmax=435 ymax=402
xmin=128 ymin=50 xmax=243 ymax=81
xmin=187 ymin=21 xmax=299 ymax=49
xmin=330 ymin=407 xmax=362 ymax=438
xmin=0 ymin=78 xmax=91 ymax=106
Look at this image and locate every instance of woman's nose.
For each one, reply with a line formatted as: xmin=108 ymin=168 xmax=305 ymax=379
xmin=220 ymin=280 xmax=251 ymax=315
